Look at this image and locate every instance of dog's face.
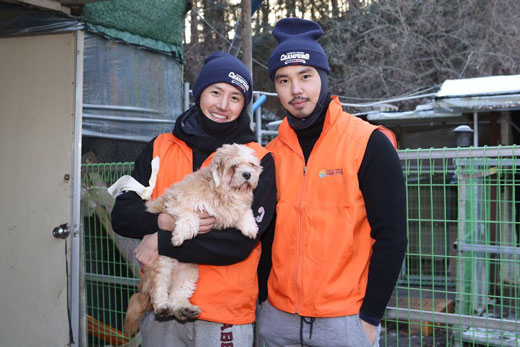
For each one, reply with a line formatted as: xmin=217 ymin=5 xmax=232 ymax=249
xmin=210 ymin=144 xmax=262 ymax=192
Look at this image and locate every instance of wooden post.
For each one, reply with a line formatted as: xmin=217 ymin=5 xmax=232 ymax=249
xmin=241 ymin=0 xmax=253 ymax=126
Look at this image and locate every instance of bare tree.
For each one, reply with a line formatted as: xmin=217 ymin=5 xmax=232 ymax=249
xmin=261 ymin=0 xmax=270 ymax=34
xmin=185 ymin=0 xmax=520 ymax=115
xmin=321 ymin=0 xmax=520 ymax=110
xmin=190 ymin=0 xmax=199 ymax=45
xmin=183 ymin=0 xmax=239 ymax=85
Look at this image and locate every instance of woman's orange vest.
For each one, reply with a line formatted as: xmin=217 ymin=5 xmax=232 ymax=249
xmin=151 ymin=133 xmax=268 ymax=324
xmin=266 ymin=96 xmax=390 ymax=317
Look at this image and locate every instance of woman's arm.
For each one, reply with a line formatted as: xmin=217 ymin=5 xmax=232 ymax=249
xmin=111 ymin=139 xmax=159 ymax=239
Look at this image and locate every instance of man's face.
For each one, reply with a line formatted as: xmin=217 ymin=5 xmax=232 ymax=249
xmin=274 ymin=65 xmax=321 ymax=119
xmin=200 ymin=82 xmax=245 ymax=123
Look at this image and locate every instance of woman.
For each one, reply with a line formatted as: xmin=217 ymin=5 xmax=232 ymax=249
xmin=111 ymin=52 xmax=276 ymax=346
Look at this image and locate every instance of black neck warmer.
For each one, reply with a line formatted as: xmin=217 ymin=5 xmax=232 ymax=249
xmin=286 ymin=69 xmax=330 ymax=130
xmin=173 ymin=105 xmax=256 ymax=156
xmin=196 ymin=109 xmax=239 ymax=137
xmin=294 ymin=95 xmax=332 ymax=163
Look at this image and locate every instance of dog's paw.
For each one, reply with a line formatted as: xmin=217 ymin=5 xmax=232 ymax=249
xmin=240 ymin=225 xmax=258 ymax=239
xmin=154 ymin=303 xmax=174 ymax=317
xmin=171 ymin=232 xmax=185 ymax=246
xmin=171 ymin=223 xmax=198 ymax=246
xmin=174 ymin=305 xmax=201 ymax=321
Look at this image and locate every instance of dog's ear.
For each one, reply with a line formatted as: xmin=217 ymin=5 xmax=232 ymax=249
xmin=210 ymin=154 xmax=222 ymax=187
xmin=211 ymin=166 xmax=221 ymax=187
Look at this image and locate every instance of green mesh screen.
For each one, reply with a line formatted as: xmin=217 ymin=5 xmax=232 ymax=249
xmin=81 ymin=146 xmax=520 ymax=346
xmin=81 ymin=0 xmax=189 ymax=62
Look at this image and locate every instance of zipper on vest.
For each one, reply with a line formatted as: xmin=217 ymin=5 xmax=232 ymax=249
xmin=295 ymin=165 xmax=307 ymax=313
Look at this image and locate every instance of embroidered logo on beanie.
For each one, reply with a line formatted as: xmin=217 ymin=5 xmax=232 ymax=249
xmin=228 ymin=72 xmax=250 ymax=93
xmin=280 ymin=52 xmax=311 ymax=65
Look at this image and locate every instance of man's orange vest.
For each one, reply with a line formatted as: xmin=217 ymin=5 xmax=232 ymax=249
xmin=266 ymin=96 xmax=392 ymax=317
xmin=151 ymin=133 xmax=268 ymax=324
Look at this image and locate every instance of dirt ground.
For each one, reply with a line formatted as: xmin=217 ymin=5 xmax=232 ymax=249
xmin=381 ymin=326 xmax=450 ymax=347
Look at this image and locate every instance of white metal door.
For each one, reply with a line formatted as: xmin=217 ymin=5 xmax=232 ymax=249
xmin=0 ymin=32 xmax=81 ymax=346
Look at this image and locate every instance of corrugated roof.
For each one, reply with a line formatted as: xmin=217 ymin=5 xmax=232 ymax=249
xmin=368 ymin=75 xmax=520 ymax=123
xmin=436 ymin=74 xmax=520 ymax=98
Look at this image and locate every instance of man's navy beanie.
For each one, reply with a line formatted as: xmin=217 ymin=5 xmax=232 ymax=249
xmin=192 ymin=52 xmax=253 ymax=107
xmin=268 ymin=18 xmax=330 ymax=81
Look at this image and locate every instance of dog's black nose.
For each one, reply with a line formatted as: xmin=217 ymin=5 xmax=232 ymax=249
xmin=242 ymin=172 xmax=251 ymax=180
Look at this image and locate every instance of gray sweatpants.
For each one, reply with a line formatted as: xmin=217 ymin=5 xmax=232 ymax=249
xmin=140 ymin=311 xmax=254 ymax=347
xmin=257 ymin=301 xmax=381 ymax=347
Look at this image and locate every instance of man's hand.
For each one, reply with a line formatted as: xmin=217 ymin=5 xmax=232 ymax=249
xmin=135 ymin=232 xmax=159 ymax=268
xmin=360 ymin=319 xmax=378 ymax=345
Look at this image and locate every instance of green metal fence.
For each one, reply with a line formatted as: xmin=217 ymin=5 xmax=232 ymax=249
xmin=387 ymin=146 xmax=520 ymax=347
xmin=82 ymin=162 xmax=140 ymax=346
xmin=81 ymin=146 xmax=520 ymax=346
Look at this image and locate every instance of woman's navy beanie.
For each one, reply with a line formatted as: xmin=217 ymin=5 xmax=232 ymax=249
xmin=192 ymin=52 xmax=253 ymax=107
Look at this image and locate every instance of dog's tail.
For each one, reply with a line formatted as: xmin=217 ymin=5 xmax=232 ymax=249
xmin=124 ymin=292 xmax=151 ymax=336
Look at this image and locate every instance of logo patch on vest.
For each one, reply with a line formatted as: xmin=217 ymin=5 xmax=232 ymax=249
xmin=228 ymin=72 xmax=249 ymax=93
xmin=319 ymin=168 xmax=343 ymax=178
xmin=280 ymin=52 xmax=310 ymax=65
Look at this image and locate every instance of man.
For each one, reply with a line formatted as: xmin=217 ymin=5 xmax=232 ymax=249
xmin=111 ymin=52 xmax=276 ymax=346
xmin=257 ymin=18 xmax=407 ymax=347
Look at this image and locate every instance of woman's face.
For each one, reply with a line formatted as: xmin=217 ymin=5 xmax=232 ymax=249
xmin=199 ymin=83 xmax=245 ymax=123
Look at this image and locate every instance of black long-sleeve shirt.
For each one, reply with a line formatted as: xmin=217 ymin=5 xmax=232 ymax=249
xmin=358 ymin=131 xmax=407 ymax=324
xmin=111 ymin=138 xmax=277 ymax=266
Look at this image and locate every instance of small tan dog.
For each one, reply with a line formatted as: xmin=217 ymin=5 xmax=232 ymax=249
xmin=124 ymin=143 xmax=262 ymax=336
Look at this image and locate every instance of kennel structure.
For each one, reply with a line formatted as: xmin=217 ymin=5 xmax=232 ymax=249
xmin=454 ymin=152 xmax=520 ymax=345
xmin=384 ymin=147 xmax=519 ymax=346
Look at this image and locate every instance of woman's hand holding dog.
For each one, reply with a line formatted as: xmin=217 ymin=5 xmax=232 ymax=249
xmin=196 ymin=211 xmax=216 ymax=233
xmin=135 ymin=232 xmax=159 ymax=268
xmin=158 ymin=212 xmax=216 ymax=234
xmin=158 ymin=212 xmax=176 ymax=231
xmin=135 ymin=211 xmax=217 ymax=267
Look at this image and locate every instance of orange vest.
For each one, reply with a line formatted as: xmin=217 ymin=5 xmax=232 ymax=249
xmin=152 ymin=133 xmax=268 ymax=324
xmin=266 ymin=96 xmax=392 ymax=317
